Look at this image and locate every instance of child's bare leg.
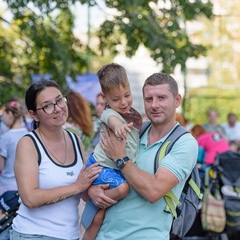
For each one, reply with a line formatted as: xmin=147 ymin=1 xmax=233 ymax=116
xmin=83 ymin=183 xmax=130 ymax=240
xmin=105 ymin=182 xmax=130 ymax=200
xmin=83 ymin=208 xmax=105 ymax=240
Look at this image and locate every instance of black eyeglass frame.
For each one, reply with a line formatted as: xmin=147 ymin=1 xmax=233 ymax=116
xmin=36 ymin=96 xmax=68 ymax=115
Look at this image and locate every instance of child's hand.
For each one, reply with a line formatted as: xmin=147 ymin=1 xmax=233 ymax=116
xmin=114 ymin=122 xmax=133 ymax=140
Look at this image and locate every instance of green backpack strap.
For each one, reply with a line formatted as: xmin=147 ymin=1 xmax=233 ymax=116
xmin=158 ymin=141 xmax=181 ymax=218
xmin=234 ymin=186 xmax=240 ymax=194
xmin=189 ymin=178 xmax=203 ymax=199
xmin=163 ymin=177 xmax=203 ymax=218
xmin=156 ymin=125 xmax=202 ymax=219
xmin=164 ymin=191 xmax=181 ymax=218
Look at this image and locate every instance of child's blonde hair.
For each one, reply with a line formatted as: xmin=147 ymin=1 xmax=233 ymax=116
xmin=97 ymin=63 xmax=130 ymax=94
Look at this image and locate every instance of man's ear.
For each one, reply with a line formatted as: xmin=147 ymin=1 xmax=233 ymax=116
xmin=175 ymin=93 xmax=182 ymax=108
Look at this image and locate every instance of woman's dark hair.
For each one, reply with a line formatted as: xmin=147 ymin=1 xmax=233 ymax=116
xmin=25 ymin=80 xmax=60 ymax=129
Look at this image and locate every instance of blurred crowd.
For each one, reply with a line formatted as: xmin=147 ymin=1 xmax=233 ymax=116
xmin=177 ymin=109 xmax=240 ymax=167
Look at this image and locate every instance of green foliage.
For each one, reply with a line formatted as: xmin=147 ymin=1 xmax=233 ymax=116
xmin=1 ymin=0 xmax=213 ymax=106
xmin=0 ymin=36 xmax=14 ymax=79
xmin=4 ymin=0 xmax=80 ymax=15
xmin=181 ymin=0 xmax=240 ymax=126
xmin=184 ymin=88 xmax=240 ymax=125
xmin=0 ymin=79 xmax=25 ymax=106
xmin=13 ymin=9 xmax=87 ymax=86
xmin=97 ymin=0 xmax=213 ymax=73
xmin=0 ymin=5 xmax=89 ymax=105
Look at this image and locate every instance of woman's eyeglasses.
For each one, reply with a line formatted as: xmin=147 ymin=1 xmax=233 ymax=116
xmin=36 ymin=96 xmax=68 ymax=115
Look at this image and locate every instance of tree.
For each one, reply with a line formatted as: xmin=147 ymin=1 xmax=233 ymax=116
xmin=96 ymin=0 xmax=213 ymax=73
xmin=1 ymin=0 xmax=213 ymax=105
xmin=3 ymin=0 xmax=213 ymax=74
xmin=184 ymin=0 xmax=240 ymax=124
xmin=0 ymin=6 xmax=90 ymax=104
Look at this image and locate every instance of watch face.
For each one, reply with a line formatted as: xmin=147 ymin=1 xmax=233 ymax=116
xmin=116 ymin=157 xmax=130 ymax=169
xmin=116 ymin=158 xmax=125 ymax=169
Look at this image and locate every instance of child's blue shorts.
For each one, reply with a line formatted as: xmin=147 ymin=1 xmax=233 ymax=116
xmin=86 ymin=153 xmax=126 ymax=188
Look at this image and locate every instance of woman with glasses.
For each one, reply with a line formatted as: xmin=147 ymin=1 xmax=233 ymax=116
xmin=10 ymin=80 xmax=102 ymax=240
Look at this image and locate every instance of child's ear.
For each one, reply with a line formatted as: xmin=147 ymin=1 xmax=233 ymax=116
xmin=100 ymin=93 xmax=107 ymax=104
xmin=100 ymin=92 xmax=106 ymax=101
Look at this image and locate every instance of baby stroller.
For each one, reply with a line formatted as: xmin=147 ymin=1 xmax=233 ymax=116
xmin=0 ymin=191 xmax=19 ymax=240
xmin=185 ymin=150 xmax=240 ymax=240
xmin=213 ymin=150 xmax=240 ymax=240
xmin=183 ymin=166 xmax=228 ymax=240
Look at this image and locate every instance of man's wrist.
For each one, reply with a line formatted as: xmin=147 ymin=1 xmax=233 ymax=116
xmin=115 ymin=156 xmax=130 ymax=169
xmin=113 ymin=156 xmax=125 ymax=163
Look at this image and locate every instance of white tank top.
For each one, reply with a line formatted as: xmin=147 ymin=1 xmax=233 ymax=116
xmin=12 ymin=130 xmax=83 ymax=240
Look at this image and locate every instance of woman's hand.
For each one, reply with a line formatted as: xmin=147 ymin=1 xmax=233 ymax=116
xmin=100 ymin=123 xmax=127 ymax=162
xmin=75 ymin=163 xmax=102 ymax=193
xmin=88 ymin=184 xmax=117 ymax=208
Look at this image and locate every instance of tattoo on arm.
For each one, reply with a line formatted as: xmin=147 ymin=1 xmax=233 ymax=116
xmin=42 ymin=194 xmax=75 ymax=206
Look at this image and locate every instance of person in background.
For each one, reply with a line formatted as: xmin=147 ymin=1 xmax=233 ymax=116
xmin=81 ymin=63 xmax=142 ymax=240
xmin=19 ymin=99 xmax=34 ymax=131
xmin=191 ymin=124 xmax=230 ymax=166
xmin=0 ymin=115 xmax=9 ymax=138
xmin=222 ymin=113 xmax=240 ymax=145
xmin=64 ymin=90 xmax=99 ymax=238
xmin=64 ymin=90 xmax=94 ymax=156
xmin=176 ymin=113 xmax=193 ymax=131
xmin=91 ymin=93 xmax=106 ymax=148
xmin=11 ymin=80 xmax=102 ymax=240
xmin=93 ymin=93 xmax=106 ymax=132
xmin=202 ymin=109 xmax=226 ymax=137
xmin=0 ymin=100 xmax=29 ymax=195
xmin=87 ymin=72 xmax=198 ymax=240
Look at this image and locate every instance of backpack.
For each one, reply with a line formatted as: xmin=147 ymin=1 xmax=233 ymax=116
xmin=140 ymin=122 xmax=203 ymax=240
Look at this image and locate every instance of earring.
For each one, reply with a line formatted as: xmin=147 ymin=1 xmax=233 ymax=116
xmin=35 ymin=121 xmax=39 ymax=129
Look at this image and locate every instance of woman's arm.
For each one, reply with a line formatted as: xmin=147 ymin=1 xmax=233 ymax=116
xmin=14 ymin=136 xmax=102 ymax=208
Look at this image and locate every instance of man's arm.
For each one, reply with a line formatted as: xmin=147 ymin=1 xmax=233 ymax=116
xmin=120 ymin=161 xmax=178 ymax=203
xmin=100 ymin=124 xmax=179 ymax=203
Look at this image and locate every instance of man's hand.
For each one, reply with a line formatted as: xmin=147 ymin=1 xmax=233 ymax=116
xmin=100 ymin=123 xmax=127 ymax=162
xmin=88 ymin=184 xmax=117 ymax=208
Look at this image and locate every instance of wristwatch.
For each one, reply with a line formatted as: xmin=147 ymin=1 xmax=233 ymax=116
xmin=115 ymin=156 xmax=130 ymax=169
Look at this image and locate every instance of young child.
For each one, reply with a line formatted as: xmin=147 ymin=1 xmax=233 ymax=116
xmin=0 ymin=191 xmax=19 ymax=240
xmin=81 ymin=63 xmax=142 ymax=240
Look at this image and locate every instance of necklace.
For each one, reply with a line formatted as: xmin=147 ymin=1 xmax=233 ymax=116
xmin=39 ymin=128 xmax=68 ymax=165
